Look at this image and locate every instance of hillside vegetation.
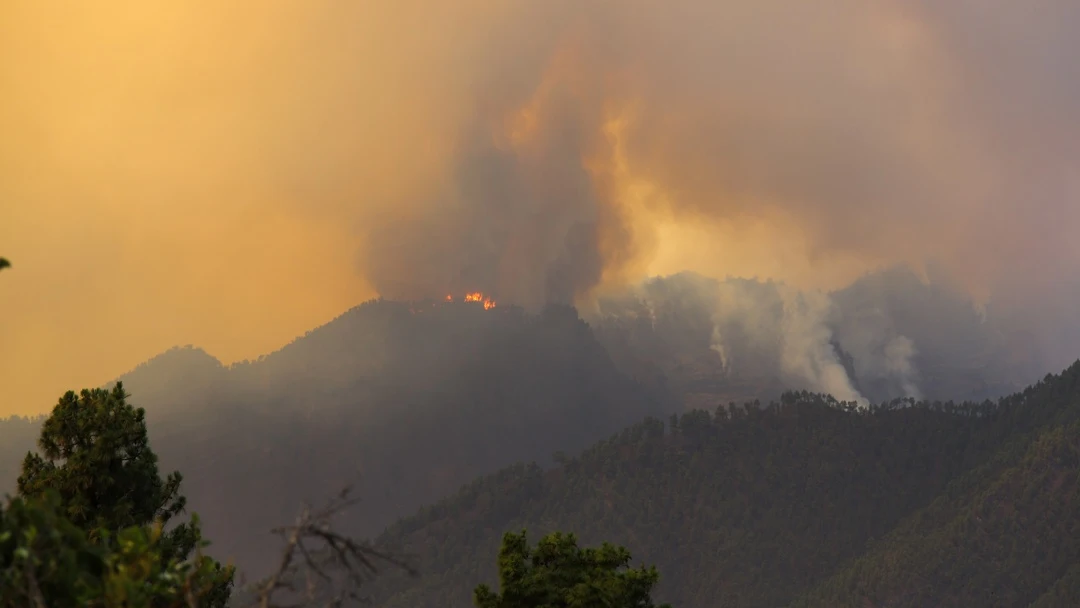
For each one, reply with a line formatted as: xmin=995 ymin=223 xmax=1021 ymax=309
xmin=0 ymin=300 xmax=670 ymax=579
xmin=368 ymin=362 xmax=1080 ymax=607
xmin=1 ymin=271 xmax=1072 ymax=601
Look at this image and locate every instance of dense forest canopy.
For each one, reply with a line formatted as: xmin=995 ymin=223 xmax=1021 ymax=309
xmin=367 ymin=363 xmax=1080 ymax=607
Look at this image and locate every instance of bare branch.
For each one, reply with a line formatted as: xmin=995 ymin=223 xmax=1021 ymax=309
xmin=247 ymin=486 xmax=417 ymax=608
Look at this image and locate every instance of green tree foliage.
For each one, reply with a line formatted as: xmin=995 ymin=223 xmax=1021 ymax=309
xmin=0 ymin=258 xmax=9 ymax=271
xmin=0 ymin=491 xmax=101 ymax=606
xmin=15 ymin=383 xmax=233 ymax=606
xmin=0 ymin=381 xmax=409 ymax=607
xmin=474 ymin=531 xmax=671 ymax=608
xmin=0 ymin=477 xmax=403 ymax=608
xmin=18 ymin=385 xmax=187 ymax=538
xmin=0 ymin=491 xmax=227 ymax=607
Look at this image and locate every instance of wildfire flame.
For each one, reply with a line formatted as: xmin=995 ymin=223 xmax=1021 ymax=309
xmin=411 ymin=293 xmax=498 ymax=314
xmin=449 ymin=291 xmax=496 ymax=309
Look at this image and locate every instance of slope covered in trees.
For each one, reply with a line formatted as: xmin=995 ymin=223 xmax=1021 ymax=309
xmin=1 ymin=266 xmax=1071 ymax=595
xmin=0 ymin=299 xmax=672 ymax=580
xmin=794 ymin=367 xmax=1080 ymax=607
xmin=367 ymin=362 xmax=1080 ymax=607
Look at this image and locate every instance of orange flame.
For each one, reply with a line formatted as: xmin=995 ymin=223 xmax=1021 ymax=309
xmin=445 ymin=294 xmax=453 ymax=302
xmin=455 ymin=291 xmax=497 ymax=309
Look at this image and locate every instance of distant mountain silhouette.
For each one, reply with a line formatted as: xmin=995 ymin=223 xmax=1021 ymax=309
xmin=97 ymin=299 xmax=669 ymax=578
xmin=0 ymin=268 xmax=1058 ymax=585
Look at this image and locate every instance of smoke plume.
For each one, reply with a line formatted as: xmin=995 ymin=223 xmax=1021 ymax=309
xmin=592 ymin=267 xmax=1052 ymax=404
xmin=2 ymin=0 xmax=1079 ymax=411
xmin=356 ymin=0 xmax=1080 ymax=312
xmin=596 ymin=274 xmax=903 ymax=404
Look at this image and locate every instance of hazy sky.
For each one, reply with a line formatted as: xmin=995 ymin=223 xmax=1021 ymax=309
xmin=2 ymin=0 xmax=1078 ymax=415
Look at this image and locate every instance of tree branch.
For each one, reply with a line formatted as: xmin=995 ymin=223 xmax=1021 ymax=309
xmin=248 ymin=486 xmax=417 ymax=608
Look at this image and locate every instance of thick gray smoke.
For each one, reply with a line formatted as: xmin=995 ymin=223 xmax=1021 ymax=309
xmin=356 ymin=0 xmax=1080 ymax=320
xmin=360 ymin=103 xmax=609 ymax=306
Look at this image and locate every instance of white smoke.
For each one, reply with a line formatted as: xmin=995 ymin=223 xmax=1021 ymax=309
xmin=827 ymin=298 xmax=921 ymax=401
xmin=596 ymin=272 xmax=929 ymax=405
xmin=707 ymin=281 xmax=866 ymax=404
xmin=776 ymin=288 xmax=865 ymax=404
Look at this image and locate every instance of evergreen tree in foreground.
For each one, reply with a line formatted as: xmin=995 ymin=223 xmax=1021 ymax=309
xmin=474 ymin=530 xmax=672 ymax=608
xmin=15 ymin=383 xmax=234 ymax=606
xmin=1 ymin=262 xmax=413 ymax=605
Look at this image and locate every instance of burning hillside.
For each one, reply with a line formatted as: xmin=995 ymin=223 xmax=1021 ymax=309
xmin=410 ymin=292 xmax=498 ymax=314
xmin=455 ymin=292 xmax=497 ymax=310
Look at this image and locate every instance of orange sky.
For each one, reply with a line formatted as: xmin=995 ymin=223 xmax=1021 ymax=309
xmin=3 ymin=0 xmax=1078 ymax=415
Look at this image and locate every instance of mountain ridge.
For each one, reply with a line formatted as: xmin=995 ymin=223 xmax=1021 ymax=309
xmin=365 ymin=361 xmax=1080 ymax=607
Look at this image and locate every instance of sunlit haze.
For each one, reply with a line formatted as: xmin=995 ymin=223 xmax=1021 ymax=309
xmin=3 ymin=0 xmax=1079 ymax=415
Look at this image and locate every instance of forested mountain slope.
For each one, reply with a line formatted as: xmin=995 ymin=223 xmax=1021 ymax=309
xmin=794 ymin=367 xmax=1080 ymax=607
xmin=0 ymin=300 xmax=670 ymax=579
xmin=369 ymin=362 xmax=1080 ymax=608
xmin=0 ymin=278 xmax=1069 ymax=593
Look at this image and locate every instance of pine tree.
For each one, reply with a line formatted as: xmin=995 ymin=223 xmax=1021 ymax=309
xmin=474 ymin=530 xmax=672 ymax=608
xmin=16 ymin=383 xmax=233 ymax=605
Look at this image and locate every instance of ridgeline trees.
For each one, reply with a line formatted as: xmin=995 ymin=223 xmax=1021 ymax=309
xmin=474 ymin=531 xmax=671 ymax=608
xmin=369 ymin=366 xmax=1080 ymax=607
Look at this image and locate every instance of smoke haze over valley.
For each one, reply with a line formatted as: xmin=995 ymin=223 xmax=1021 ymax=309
xmin=6 ymin=2 xmax=1080 ymax=606
xmin=3 ymin=0 xmax=1080 ymax=413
